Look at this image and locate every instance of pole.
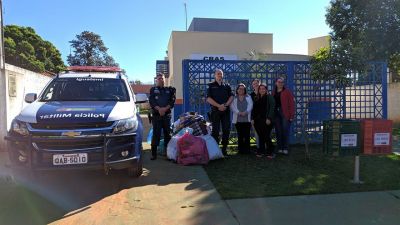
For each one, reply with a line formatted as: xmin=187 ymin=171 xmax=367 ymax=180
xmin=0 ymin=0 xmax=7 ymax=151
xmin=184 ymin=2 xmax=187 ymax=31
xmin=351 ymin=155 xmax=364 ymax=184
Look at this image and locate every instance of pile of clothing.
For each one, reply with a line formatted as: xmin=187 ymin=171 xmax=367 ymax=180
xmin=167 ymin=112 xmax=224 ymax=164
xmin=173 ymin=112 xmax=208 ymax=136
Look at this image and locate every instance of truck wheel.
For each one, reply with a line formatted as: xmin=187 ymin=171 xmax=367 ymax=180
xmin=127 ymin=156 xmax=143 ymax=177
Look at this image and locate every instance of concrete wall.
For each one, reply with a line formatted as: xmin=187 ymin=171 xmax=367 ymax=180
xmin=0 ymin=64 xmax=52 ymax=150
xmin=308 ymin=36 xmax=330 ymax=55
xmin=388 ymin=82 xmax=400 ymax=123
xmin=167 ymin=31 xmax=273 ymax=100
xmin=0 ymin=69 xmax=6 ymax=151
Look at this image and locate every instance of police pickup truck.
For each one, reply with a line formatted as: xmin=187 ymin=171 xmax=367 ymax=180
xmin=5 ymin=66 xmax=145 ymax=177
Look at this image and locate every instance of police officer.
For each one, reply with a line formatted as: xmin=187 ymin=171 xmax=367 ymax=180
xmin=149 ymin=73 xmax=176 ymax=160
xmin=206 ymin=69 xmax=233 ymax=156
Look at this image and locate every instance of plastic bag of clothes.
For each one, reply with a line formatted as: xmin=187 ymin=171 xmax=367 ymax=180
xmin=167 ymin=128 xmax=192 ymax=161
xmin=200 ymin=134 xmax=224 ymax=160
xmin=177 ymin=132 xmax=209 ymax=165
xmin=167 ymin=136 xmax=179 ymax=161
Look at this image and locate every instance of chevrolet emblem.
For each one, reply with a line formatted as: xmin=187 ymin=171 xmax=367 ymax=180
xmin=62 ymin=131 xmax=82 ymax=137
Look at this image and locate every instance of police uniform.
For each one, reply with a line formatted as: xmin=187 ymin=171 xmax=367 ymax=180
xmin=207 ymin=81 xmax=233 ymax=155
xmin=149 ymin=86 xmax=176 ymax=159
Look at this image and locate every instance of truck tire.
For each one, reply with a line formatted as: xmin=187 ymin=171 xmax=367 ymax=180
xmin=127 ymin=156 xmax=143 ymax=177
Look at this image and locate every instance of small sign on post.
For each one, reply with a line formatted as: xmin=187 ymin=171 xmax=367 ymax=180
xmin=341 ymin=134 xmax=357 ymax=147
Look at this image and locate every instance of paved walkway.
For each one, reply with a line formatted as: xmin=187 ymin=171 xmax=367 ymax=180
xmin=227 ymin=190 xmax=400 ymax=225
xmin=50 ymin=150 xmax=237 ymax=225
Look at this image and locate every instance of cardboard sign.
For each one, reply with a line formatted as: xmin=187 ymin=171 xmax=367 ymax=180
xmin=341 ymin=134 xmax=357 ymax=147
xmin=374 ymin=133 xmax=390 ymax=146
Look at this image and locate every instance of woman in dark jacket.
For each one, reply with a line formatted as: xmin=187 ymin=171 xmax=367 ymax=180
xmin=272 ymin=77 xmax=295 ymax=155
xmin=251 ymin=84 xmax=275 ymax=158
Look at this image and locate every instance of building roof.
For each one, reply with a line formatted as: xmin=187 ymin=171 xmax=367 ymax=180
xmin=131 ymin=84 xmax=153 ymax=94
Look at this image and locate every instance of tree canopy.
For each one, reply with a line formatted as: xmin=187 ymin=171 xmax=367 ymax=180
xmin=4 ymin=25 xmax=65 ymax=73
xmin=67 ymin=31 xmax=119 ymax=67
xmin=311 ymin=0 xmax=400 ymax=82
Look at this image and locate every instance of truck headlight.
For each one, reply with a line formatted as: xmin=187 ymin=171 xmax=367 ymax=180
xmin=11 ymin=120 xmax=29 ymax=136
xmin=112 ymin=117 xmax=138 ymax=134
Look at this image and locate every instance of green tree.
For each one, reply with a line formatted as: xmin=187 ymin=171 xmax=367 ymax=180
xmin=4 ymin=25 xmax=65 ymax=73
xmin=317 ymin=0 xmax=400 ymax=82
xmin=67 ymin=31 xmax=119 ymax=67
xmin=133 ymin=79 xmax=142 ymax=85
xmin=311 ymin=0 xmax=400 ymax=83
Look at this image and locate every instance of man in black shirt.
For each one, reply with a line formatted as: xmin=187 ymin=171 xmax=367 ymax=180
xmin=149 ymin=73 xmax=176 ymax=160
xmin=206 ymin=69 xmax=233 ymax=156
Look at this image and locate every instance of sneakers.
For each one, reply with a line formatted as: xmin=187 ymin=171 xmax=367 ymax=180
xmin=266 ymin=154 xmax=276 ymax=159
xmin=277 ymin=149 xmax=289 ymax=155
xmin=150 ymin=155 xmax=157 ymax=160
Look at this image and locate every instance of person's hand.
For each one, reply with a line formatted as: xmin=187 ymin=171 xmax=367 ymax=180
xmin=266 ymin=119 xmax=271 ymax=125
xmin=218 ymin=104 xmax=227 ymax=111
xmin=158 ymin=107 xmax=166 ymax=116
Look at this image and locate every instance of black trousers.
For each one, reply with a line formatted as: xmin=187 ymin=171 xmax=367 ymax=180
xmin=151 ymin=114 xmax=171 ymax=157
xmin=254 ymin=119 xmax=274 ymax=155
xmin=235 ymin=122 xmax=251 ymax=153
xmin=210 ymin=109 xmax=231 ymax=152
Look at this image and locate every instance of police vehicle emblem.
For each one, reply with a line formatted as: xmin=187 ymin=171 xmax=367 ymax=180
xmin=62 ymin=131 xmax=82 ymax=137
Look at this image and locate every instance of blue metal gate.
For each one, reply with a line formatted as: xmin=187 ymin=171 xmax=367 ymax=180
xmin=182 ymin=60 xmax=388 ymax=144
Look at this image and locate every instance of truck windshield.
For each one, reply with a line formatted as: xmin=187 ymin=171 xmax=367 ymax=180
xmin=40 ymin=78 xmax=130 ymax=101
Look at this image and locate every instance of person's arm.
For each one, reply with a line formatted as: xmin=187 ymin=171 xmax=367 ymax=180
xmin=246 ymin=96 xmax=253 ymax=114
xmin=287 ymin=90 xmax=295 ymax=121
xmin=225 ymin=95 xmax=234 ymax=106
xmin=230 ymin=97 xmax=239 ymax=113
xmin=267 ymin=96 xmax=275 ymax=120
xmin=251 ymin=100 xmax=256 ymax=120
xmin=225 ymin=85 xmax=234 ymax=106
xmin=149 ymin=87 xmax=157 ymax=110
xmin=166 ymin=87 xmax=176 ymax=109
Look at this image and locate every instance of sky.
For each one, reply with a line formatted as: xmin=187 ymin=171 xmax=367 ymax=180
xmin=4 ymin=0 xmax=332 ymax=83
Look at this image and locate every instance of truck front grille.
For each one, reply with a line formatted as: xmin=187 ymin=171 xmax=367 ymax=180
xmin=33 ymin=137 xmax=104 ymax=151
xmin=30 ymin=122 xmax=115 ymax=130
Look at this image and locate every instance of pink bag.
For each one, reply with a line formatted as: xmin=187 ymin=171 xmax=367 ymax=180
xmin=177 ymin=132 xmax=209 ymax=165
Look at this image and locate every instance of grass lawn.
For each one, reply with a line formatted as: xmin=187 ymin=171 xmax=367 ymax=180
xmin=204 ymin=145 xmax=400 ymax=199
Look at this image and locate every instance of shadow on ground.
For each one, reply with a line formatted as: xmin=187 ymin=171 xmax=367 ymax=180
xmin=0 ymin=147 xmax=234 ymax=225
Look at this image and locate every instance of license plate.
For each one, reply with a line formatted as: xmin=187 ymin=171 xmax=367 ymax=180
xmin=53 ymin=153 xmax=88 ymax=165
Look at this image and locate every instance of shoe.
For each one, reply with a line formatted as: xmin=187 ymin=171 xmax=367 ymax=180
xmin=266 ymin=154 xmax=275 ymax=159
xmin=150 ymin=156 xmax=157 ymax=160
xmin=256 ymin=153 xmax=263 ymax=158
xmin=277 ymin=149 xmax=283 ymax=154
xmin=282 ymin=150 xmax=289 ymax=155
